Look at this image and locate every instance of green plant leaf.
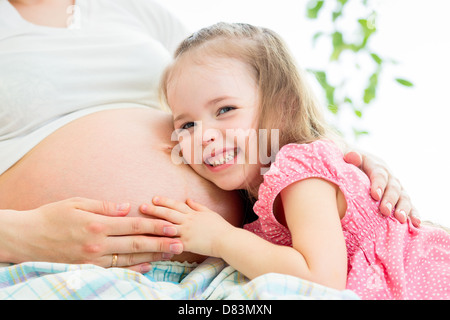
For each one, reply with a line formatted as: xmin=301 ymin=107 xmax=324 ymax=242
xmin=309 ymin=70 xmax=338 ymax=113
xmin=330 ymin=31 xmax=345 ymax=60
xmin=354 ymin=109 xmax=363 ymax=118
xmin=344 ymin=97 xmax=353 ymax=104
xmin=332 ymin=10 xmax=343 ymax=22
xmin=304 ymin=0 xmax=414 ymax=140
xmin=328 ymin=104 xmax=339 ymax=114
xmin=357 ymin=18 xmax=376 ymax=48
xmin=353 ymin=128 xmax=369 ymax=138
xmin=306 ymin=0 xmax=324 ymax=19
xmin=326 ymin=86 xmax=336 ymax=109
xmin=312 ymin=31 xmax=324 ymax=46
xmin=332 ymin=31 xmax=344 ymax=47
xmin=370 ymin=53 xmax=382 ymax=65
xmin=395 ymin=78 xmax=414 ymax=87
xmin=311 ymin=70 xmax=327 ymax=85
xmin=363 ymin=72 xmax=379 ymax=104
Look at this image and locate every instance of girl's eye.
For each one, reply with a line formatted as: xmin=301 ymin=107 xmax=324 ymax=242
xmin=217 ymin=106 xmax=235 ymax=116
xmin=180 ymin=122 xmax=195 ymax=130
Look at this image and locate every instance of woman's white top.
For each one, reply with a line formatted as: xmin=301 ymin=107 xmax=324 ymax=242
xmin=0 ymin=0 xmax=189 ymax=174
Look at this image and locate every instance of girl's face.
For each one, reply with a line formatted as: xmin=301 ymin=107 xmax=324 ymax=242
xmin=167 ymin=55 xmax=263 ymax=191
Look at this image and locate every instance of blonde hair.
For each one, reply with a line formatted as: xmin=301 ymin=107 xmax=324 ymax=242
xmin=160 ymin=22 xmax=342 ymax=196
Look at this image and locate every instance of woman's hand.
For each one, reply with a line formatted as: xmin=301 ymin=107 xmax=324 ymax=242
xmin=344 ymin=151 xmax=421 ymax=227
xmin=2 ymin=197 xmax=183 ymax=272
xmin=140 ymin=196 xmax=232 ymax=258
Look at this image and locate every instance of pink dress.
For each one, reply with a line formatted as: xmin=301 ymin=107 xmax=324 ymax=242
xmin=244 ymin=139 xmax=450 ymax=299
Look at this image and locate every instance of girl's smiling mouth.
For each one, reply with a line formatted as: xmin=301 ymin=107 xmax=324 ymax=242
xmin=204 ymin=148 xmax=239 ymax=168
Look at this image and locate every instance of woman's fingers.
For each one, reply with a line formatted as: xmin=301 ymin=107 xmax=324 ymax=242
xmin=105 ymin=235 xmax=183 ymax=257
xmin=377 ymin=176 xmax=401 ymax=216
xmin=343 ymin=151 xmax=363 ymax=168
xmin=70 ymin=197 xmax=131 ymax=216
xmin=104 ymin=216 xmax=178 ymax=237
xmin=409 ymin=208 xmax=422 ymax=227
xmin=367 ymin=167 xmax=389 ymax=202
xmin=98 ymin=252 xmax=174 ymax=269
xmin=71 ymin=196 xmax=180 ymax=237
xmin=345 ymin=151 xmax=422 ymax=227
xmin=72 ymin=197 xmax=185 ymax=266
xmin=20 ymin=197 xmax=185 ymax=269
xmin=93 ymin=235 xmax=184 ymax=268
xmin=344 ymin=151 xmax=387 ymax=201
xmin=392 ymin=198 xmax=410 ymax=224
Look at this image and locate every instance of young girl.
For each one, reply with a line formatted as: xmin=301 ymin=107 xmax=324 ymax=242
xmin=141 ymin=22 xmax=450 ymax=299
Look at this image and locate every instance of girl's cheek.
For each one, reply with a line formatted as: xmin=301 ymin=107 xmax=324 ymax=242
xmin=178 ymin=141 xmax=190 ymax=164
xmin=179 ymin=137 xmax=197 ymax=165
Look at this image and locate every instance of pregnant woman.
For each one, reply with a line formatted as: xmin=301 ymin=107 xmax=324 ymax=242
xmin=0 ymin=0 xmax=418 ymax=271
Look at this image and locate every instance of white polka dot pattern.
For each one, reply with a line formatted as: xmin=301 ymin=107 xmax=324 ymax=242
xmin=244 ymin=139 xmax=450 ymax=299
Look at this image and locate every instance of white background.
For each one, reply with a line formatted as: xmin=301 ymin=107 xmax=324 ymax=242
xmin=155 ymin=0 xmax=450 ymax=228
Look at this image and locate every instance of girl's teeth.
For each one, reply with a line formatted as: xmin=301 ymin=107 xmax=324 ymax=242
xmin=209 ymin=150 xmax=236 ymax=167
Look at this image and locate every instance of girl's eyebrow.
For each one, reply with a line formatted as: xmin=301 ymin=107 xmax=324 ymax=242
xmin=173 ymin=96 xmax=235 ymax=123
xmin=207 ymin=96 xmax=233 ymax=106
xmin=173 ymin=113 xmax=187 ymax=123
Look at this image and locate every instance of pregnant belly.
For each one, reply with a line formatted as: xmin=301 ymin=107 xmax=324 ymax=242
xmin=0 ymin=108 xmax=243 ymax=262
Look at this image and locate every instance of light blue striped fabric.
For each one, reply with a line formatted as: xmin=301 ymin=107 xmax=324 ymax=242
xmin=0 ymin=258 xmax=359 ymax=300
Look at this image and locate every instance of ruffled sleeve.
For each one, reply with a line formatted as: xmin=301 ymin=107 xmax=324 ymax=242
xmin=263 ymin=140 xmax=345 ymax=190
xmin=244 ymin=139 xmax=369 ymax=246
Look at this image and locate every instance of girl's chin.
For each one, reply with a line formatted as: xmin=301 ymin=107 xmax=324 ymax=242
xmin=213 ymin=180 xmax=244 ymax=191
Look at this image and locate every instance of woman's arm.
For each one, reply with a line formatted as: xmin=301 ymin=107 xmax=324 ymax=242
xmin=0 ymin=197 xmax=183 ymax=271
xmin=143 ymin=184 xmax=347 ymax=289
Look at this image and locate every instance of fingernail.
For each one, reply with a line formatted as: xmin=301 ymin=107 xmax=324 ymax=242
xmin=116 ymin=203 xmax=130 ymax=211
xmin=169 ymin=243 xmax=183 ymax=254
xmin=153 ymin=196 xmax=160 ymax=204
xmin=140 ymin=264 xmax=152 ymax=273
xmin=140 ymin=204 xmax=148 ymax=212
xmin=398 ymin=210 xmax=406 ymax=223
xmin=163 ymin=226 xmax=177 ymax=236
xmin=377 ymin=188 xmax=382 ymax=199
xmin=386 ymin=202 xmax=392 ymax=213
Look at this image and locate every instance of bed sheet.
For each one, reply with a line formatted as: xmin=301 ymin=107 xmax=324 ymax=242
xmin=0 ymin=258 xmax=359 ymax=300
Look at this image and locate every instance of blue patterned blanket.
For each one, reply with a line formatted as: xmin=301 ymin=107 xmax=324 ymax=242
xmin=0 ymin=258 xmax=359 ymax=300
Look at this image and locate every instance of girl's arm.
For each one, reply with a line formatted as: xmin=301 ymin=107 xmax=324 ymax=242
xmin=144 ymin=178 xmax=347 ymax=289
xmin=278 ymin=178 xmax=347 ymax=289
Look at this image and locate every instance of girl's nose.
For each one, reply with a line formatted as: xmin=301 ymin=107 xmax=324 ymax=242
xmin=202 ymin=134 xmax=215 ymax=146
xmin=202 ymin=128 xmax=220 ymax=146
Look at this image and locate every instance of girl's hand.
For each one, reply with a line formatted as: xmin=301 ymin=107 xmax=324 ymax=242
xmin=344 ymin=151 xmax=421 ymax=227
xmin=140 ymin=196 xmax=233 ymax=258
xmin=5 ymin=197 xmax=183 ymax=272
